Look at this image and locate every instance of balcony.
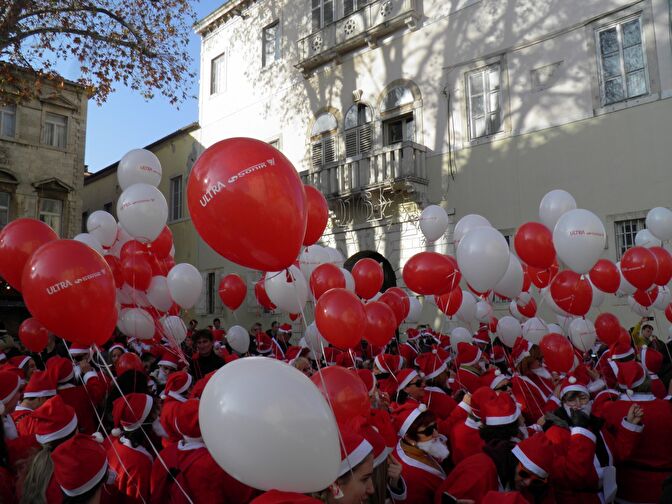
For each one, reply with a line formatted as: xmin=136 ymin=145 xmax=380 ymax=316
xmin=297 ymin=0 xmax=420 ymax=74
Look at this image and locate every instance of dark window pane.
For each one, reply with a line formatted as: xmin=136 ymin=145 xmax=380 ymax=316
xmin=622 ymin=20 xmax=641 ymax=47
xmin=605 ymin=78 xmax=625 ymax=103
xmin=599 ymin=28 xmax=619 ymax=55
xmin=602 ymin=53 xmax=621 ymax=78
xmin=623 ymin=45 xmax=644 ymax=72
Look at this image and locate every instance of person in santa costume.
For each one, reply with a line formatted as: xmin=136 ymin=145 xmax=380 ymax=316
xmin=455 ymin=342 xmax=485 ymax=394
xmin=398 ymin=330 xmax=420 ymax=366
xmin=416 ymin=348 xmax=457 ymax=420
xmin=600 ymin=361 xmax=672 ymax=503
xmin=12 ymin=370 xmax=56 ymax=437
xmin=150 ymin=398 xmax=258 ymax=503
xmin=448 ymin=386 xmax=495 ymax=465
xmin=8 ymin=355 xmax=37 ymax=381
xmin=639 ymin=344 xmax=666 ymax=399
xmin=393 ymin=369 xmax=426 ymax=406
xmin=149 ymin=350 xmax=179 ymax=390
xmin=360 ymin=421 xmax=406 ymax=503
xmin=0 ymin=370 xmax=22 ymax=442
xmin=509 ymin=338 xmax=557 ymax=424
xmin=107 ymin=393 xmax=156 ymax=503
xmin=158 ymin=371 xmax=192 ymax=447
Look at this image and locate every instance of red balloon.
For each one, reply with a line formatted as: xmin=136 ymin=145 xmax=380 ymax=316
xmin=160 ymin=256 xmax=176 ymax=276
xmin=115 ymin=352 xmax=145 ymax=377
xmin=378 ymin=291 xmax=405 ymax=327
xmin=22 ymin=240 xmax=117 ymax=346
xmin=517 ymin=297 xmax=537 ymax=318
xmin=150 ymin=226 xmax=173 ymax=259
xmin=526 ymin=260 xmax=559 ymax=289
xmin=167 ymin=303 xmax=180 ymax=316
xmin=254 ymin=277 xmax=276 ymax=310
xmin=351 ymin=258 xmax=384 ymax=300
xmin=0 ymin=218 xmax=58 ymax=291
xmin=385 ymin=287 xmax=410 ymax=321
xmin=514 ymin=222 xmax=555 ymax=269
xmin=594 ymin=313 xmax=621 ymax=346
xmin=310 ymin=263 xmax=345 ymax=300
xmin=18 ymin=318 xmax=49 ymax=352
xmin=303 ymin=185 xmax=329 ymax=246
xmin=435 ymin=288 xmax=463 ymax=316
xmin=621 ymin=247 xmax=658 ymax=290
xmin=104 ymin=255 xmax=124 ymax=288
xmin=633 ymin=287 xmax=658 ymax=307
xmin=488 ymin=316 xmax=499 ymax=334
xmin=311 ymin=367 xmax=370 ymax=424
xmin=666 ymin=303 xmax=672 ymax=323
xmin=147 ymin=254 xmax=164 ymax=276
xmin=121 ymin=254 xmax=152 ymax=291
xmin=187 ymin=138 xmax=307 ymax=271
xmin=363 ymin=301 xmax=397 ymax=346
xmin=402 ymin=252 xmax=460 ymax=295
xmin=540 ymin=333 xmax=574 ymax=373
xmin=218 ymin=274 xmax=247 ymax=310
xmin=467 ymin=283 xmax=491 ymax=299
xmin=522 ymin=269 xmax=531 ymax=292
xmin=650 ymin=247 xmax=672 ymax=286
xmin=550 ymin=271 xmax=592 ymax=316
xmin=289 ymin=313 xmax=301 ymax=321
xmin=315 ymin=288 xmax=366 ymax=349
xmin=589 ymin=259 xmax=620 ymax=294
xmin=120 ymin=240 xmax=150 ymax=263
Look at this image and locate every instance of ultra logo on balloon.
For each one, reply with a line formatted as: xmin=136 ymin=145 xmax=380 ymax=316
xmin=199 ymin=158 xmax=274 ymax=208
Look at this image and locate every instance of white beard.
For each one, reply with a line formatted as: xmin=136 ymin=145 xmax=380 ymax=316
xmin=417 ymin=435 xmax=450 ymax=462
xmin=531 ymin=367 xmax=552 ymax=380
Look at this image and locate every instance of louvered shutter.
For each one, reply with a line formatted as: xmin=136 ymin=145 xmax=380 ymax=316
xmin=312 ymin=142 xmax=322 ymax=168
xmin=345 ymin=130 xmax=358 ymax=157
xmin=323 ymin=136 xmax=336 ymax=163
xmin=360 ymin=124 xmax=373 ymax=153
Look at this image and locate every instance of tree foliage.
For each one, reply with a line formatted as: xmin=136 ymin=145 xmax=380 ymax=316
xmin=0 ymin=0 xmax=196 ymax=104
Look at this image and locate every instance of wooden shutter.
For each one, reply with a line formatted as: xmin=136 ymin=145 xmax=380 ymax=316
xmin=312 ymin=142 xmax=322 ymax=168
xmin=360 ymin=124 xmax=373 ymax=153
xmin=323 ymin=136 xmax=336 ymax=163
xmin=345 ymin=130 xmax=358 ymax=157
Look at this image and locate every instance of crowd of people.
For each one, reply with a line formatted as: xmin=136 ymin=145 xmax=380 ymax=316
xmin=0 ymin=314 xmax=670 ymax=504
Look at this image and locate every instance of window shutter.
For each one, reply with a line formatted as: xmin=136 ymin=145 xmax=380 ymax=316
xmin=312 ymin=142 xmax=322 ymax=168
xmin=360 ymin=124 xmax=373 ymax=153
xmin=344 ymin=0 xmax=355 ymax=15
xmin=195 ymin=272 xmax=207 ymax=315
xmin=323 ymin=136 xmax=336 ymax=163
xmin=345 ymin=130 xmax=358 ymax=157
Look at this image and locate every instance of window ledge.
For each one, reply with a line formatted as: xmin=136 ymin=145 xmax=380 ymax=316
xmin=466 ymin=130 xmax=509 ymax=147
xmin=40 ymin=143 xmax=69 ymax=153
xmin=168 ymin=217 xmax=190 ymax=225
xmin=260 ymin=60 xmax=283 ymax=73
xmin=594 ymin=92 xmax=659 ymax=117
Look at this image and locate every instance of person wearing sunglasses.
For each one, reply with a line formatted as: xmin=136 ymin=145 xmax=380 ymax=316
xmin=394 ymin=369 xmax=426 ymax=405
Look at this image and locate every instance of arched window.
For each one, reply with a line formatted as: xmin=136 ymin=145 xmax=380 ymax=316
xmin=344 ymin=103 xmax=372 ymax=158
xmin=380 ymin=85 xmax=416 ymax=146
xmin=311 ymin=112 xmax=338 ymax=168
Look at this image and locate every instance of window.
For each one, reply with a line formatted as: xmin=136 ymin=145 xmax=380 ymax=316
xmin=614 ymin=218 xmax=645 ymax=259
xmin=344 ymin=104 xmax=373 ymax=157
xmin=81 ymin=211 xmax=88 ymax=233
xmin=312 ymin=0 xmax=333 ymax=31
xmin=43 ymin=113 xmax=67 ymax=148
xmin=596 ymin=17 xmax=647 ymax=105
xmin=268 ymin=138 xmax=280 ymax=149
xmin=311 ymin=112 xmax=338 ymax=168
xmin=170 ymin=176 xmax=183 ymax=221
xmin=0 ymin=105 xmax=16 ymax=138
xmin=38 ymin=198 xmax=62 ymax=235
xmin=263 ymin=21 xmax=280 ymax=67
xmin=344 ymin=0 xmax=367 ymax=15
xmin=0 ymin=192 xmax=9 ymax=228
xmin=383 ymin=114 xmax=414 ymax=146
xmin=381 ymin=86 xmax=414 ymax=112
xmin=103 ymin=202 xmax=113 ymax=215
xmin=206 ymin=272 xmax=216 ymax=314
xmin=466 ymin=64 xmax=502 ymax=139
xmin=210 ymin=53 xmax=226 ymax=95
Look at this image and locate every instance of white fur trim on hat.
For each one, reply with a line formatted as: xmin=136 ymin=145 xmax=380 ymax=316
xmin=425 ymin=362 xmax=447 ymax=381
xmin=23 ymin=388 xmax=57 ymax=399
xmin=1 ymin=378 xmax=21 ymax=404
xmin=398 ymin=404 xmax=427 ymax=437
xmin=611 ymin=347 xmax=634 ymax=361
xmin=338 ymin=439 xmax=373 ymax=477
xmin=60 ymin=459 xmax=109 ymax=497
xmin=123 ymin=396 xmax=153 ymax=432
xmin=157 ymin=359 xmax=178 ymax=369
xmin=490 ymin=373 xmax=509 ymax=390
xmin=512 ymin=445 xmax=548 ymax=479
xmin=397 ymin=370 xmax=419 ymax=393
xmin=463 ymin=348 xmax=483 ymax=367
xmin=374 ymin=446 xmax=392 ymax=469
xmin=36 ymin=413 xmax=78 ymax=445
xmin=485 ymin=405 xmax=521 ymax=426
xmin=513 ymin=349 xmax=531 ymax=367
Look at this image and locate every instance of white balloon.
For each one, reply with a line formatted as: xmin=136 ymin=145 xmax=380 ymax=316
xmin=419 ymin=205 xmax=449 ymax=242
xmin=226 ymin=325 xmax=250 ymax=355
xmin=117 ymin=149 xmax=162 ymax=190
xmin=547 ymin=323 xmax=564 ymax=335
xmin=635 ymin=229 xmax=662 ymax=248
xmin=569 ymin=318 xmax=597 ymax=352
xmin=522 ymin=317 xmax=548 ymax=345
xmin=120 ymin=308 xmax=155 ymax=340
xmin=541 ymin=286 xmax=568 ymax=316
xmin=167 ymin=263 xmax=203 ymax=309
xmin=509 ymin=301 xmax=527 ymax=322
xmin=116 ymin=308 xmax=128 ymax=335
xmin=326 ymin=247 xmax=345 ymax=268
xmin=475 ymin=300 xmax=493 ymax=323
xmin=556 ymin=314 xmax=575 ymax=334
xmin=517 ymin=291 xmax=534 ymax=306
xmin=457 ymin=227 xmax=510 ymax=292
xmin=265 ymin=265 xmax=309 ymax=313
xmin=116 ymin=288 xmax=132 ymax=306
xmin=200 ymin=358 xmax=340 ymax=492
xmin=450 ymin=327 xmax=472 ymax=351
xmin=539 ymin=189 xmax=577 ymax=231
xmin=456 ymin=291 xmax=478 ymax=324
xmin=628 ymin=296 xmax=652 ymax=317
xmin=86 ymin=211 xmax=117 ymax=248
xmin=121 ymin=283 xmax=150 ymax=307
xmin=616 ymin=262 xmax=637 ymax=296
xmin=654 ymin=286 xmax=671 ymax=310
xmin=299 ymin=245 xmax=330 ymax=281
xmin=494 ymin=254 xmax=524 ymax=300
xmin=406 ymin=297 xmax=422 ymax=323
xmin=552 ymin=209 xmax=606 ymax=274
xmin=646 ymin=207 xmax=672 ymax=241
xmin=340 ymin=268 xmax=355 ymax=292
xmin=588 ymin=279 xmax=604 ymax=308
xmin=73 ymin=233 xmax=103 ymax=255
xmin=116 ymin=183 xmax=168 ymax=242
xmin=160 ymin=316 xmax=187 ymax=345
xmin=146 ymin=276 xmax=173 ymax=312
xmin=304 ymin=322 xmax=329 ymax=359
xmin=496 ymin=316 xmax=522 ymax=348
xmin=453 ymin=214 xmax=492 ymax=245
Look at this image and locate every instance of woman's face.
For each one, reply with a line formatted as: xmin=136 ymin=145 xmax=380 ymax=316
xmin=331 ymin=454 xmax=375 ymax=504
xmin=110 ymin=349 xmax=123 ymax=365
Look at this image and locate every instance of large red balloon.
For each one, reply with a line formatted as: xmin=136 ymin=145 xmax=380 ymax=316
xmin=402 ymin=252 xmax=460 ymax=295
xmin=363 ymin=301 xmax=397 ymax=346
xmin=526 ymin=260 xmax=559 ymax=289
xmin=218 ymin=274 xmax=247 ymax=310
xmin=311 ymin=367 xmax=370 ymax=424
xmin=121 ymin=254 xmax=152 ymax=291
xmin=254 ymin=276 xmax=276 ymax=310
xmin=385 ymin=287 xmax=410 ymax=321
xmin=435 ymin=288 xmax=463 ymax=316
xmin=115 ymin=352 xmax=145 ymax=377
xmin=650 ymin=246 xmax=672 ymax=286
xmin=351 ymin=258 xmax=384 ymax=300
xmin=22 ymin=240 xmax=117 ymax=346
xmin=514 ymin=222 xmax=555 ymax=269
xmin=0 ymin=218 xmax=58 ymax=291
xmin=666 ymin=303 xmax=672 ymax=323
xmin=315 ymin=288 xmax=366 ymax=349
xmin=594 ymin=313 xmax=621 ymax=346
xmin=621 ymin=247 xmax=657 ymax=290
xmin=517 ymin=297 xmax=537 ymax=318
xmin=18 ymin=318 xmax=49 ymax=353
xmin=310 ymin=263 xmax=345 ymax=300
xmin=150 ymin=226 xmax=173 ymax=259
xmin=589 ymin=259 xmax=620 ymax=294
xmin=633 ymin=287 xmax=658 ymax=307
xmin=540 ymin=333 xmax=574 ymax=373
xmin=550 ymin=271 xmax=592 ymax=316
xmin=187 ymin=138 xmax=307 ymax=271
xmin=104 ymin=255 xmax=124 ymax=288
xmin=303 ymin=185 xmax=329 ymax=246
xmin=378 ymin=291 xmax=405 ymax=327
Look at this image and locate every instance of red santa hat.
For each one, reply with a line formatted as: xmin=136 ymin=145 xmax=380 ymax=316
xmin=394 ymin=368 xmax=420 ymax=393
xmin=23 ymin=370 xmax=57 ymax=399
xmin=471 ymin=386 xmax=498 ymax=420
xmin=480 ymin=368 xmax=509 ymax=390
xmin=615 ymin=361 xmax=646 ymax=395
xmin=285 ymin=346 xmax=310 ymax=365
xmin=592 ymin=389 xmax=620 ymax=418
xmin=415 ymin=348 xmax=448 ymax=380
xmin=392 ymin=401 xmax=428 ymax=437
xmin=111 ymin=393 xmax=153 ymax=436
xmin=174 ymin=398 xmax=202 ymax=441
xmin=361 ymin=423 xmax=387 ymax=468
xmin=51 ymin=433 xmax=108 ymax=498
xmin=338 ymin=429 xmax=373 ymax=477
xmin=278 ymin=323 xmax=292 ymax=334
xmin=255 ymin=333 xmax=273 ymax=355
xmin=491 ymin=345 xmax=506 ymax=363
xmin=406 ymin=328 xmax=420 ymax=341
xmin=438 ymin=333 xmax=451 ymax=351
xmin=250 ymin=490 xmax=323 ymax=503
xmin=68 ymin=344 xmax=91 ymax=357
xmin=608 ymin=337 xmax=634 ymax=361
xmin=456 ymin=342 xmax=482 ymax=367
xmin=511 ymin=337 xmax=532 ymax=367
xmin=189 ymin=370 xmax=216 ymax=400
xmin=374 ymin=354 xmax=403 ymax=374
xmin=0 ymin=371 xmax=21 ymax=414
xmin=356 ymin=369 xmax=376 ymax=395
xmin=8 ymin=355 xmax=31 ymax=370
xmin=33 ymin=395 xmax=78 ymax=445
xmin=511 ymin=433 xmax=554 ymax=479
xmin=321 ymin=347 xmax=341 ymax=365
xmin=46 ymin=356 xmax=75 ymax=384
xmin=481 ymin=391 xmax=520 ymax=426
xmin=108 ymin=343 xmax=127 ymax=355
xmin=640 ymin=345 xmax=663 ymax=377
xmin=335 ymin=351 xmax=361 ymax=369
xmin=161 ymin=371 xmax=193 ymax=402
xmin=473 ymin=328 xmax=490 ymax=347
xmin=368 ymin=409 xmax=397 ymax=451
xmin=558 ymin=372 xmax=589 ymax=399
xmin=157 ymin=350 xmax=179 ymax=369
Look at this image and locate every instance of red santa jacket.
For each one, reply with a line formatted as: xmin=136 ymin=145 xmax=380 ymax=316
xmin=159 ymin=398 xmax=182 ymax=447
xmin=57 ymin=372 xmax=107 ymax=434
xmin=456 ymin=367 xmax=482 ymax=394
xmin=394 ymin=441 xmax=446 ymax=504
xmin=438 ymin=400 xmax=470 ymax=437
xmin=421 ymin=387 xmax=457 ymax=420
xmin=9 ymin=406 xmax=32 ymax=434
xmin=108 ymin=437 xmax=153 ymax=503
xmin=601 ymin=393 xmax=672 ymax=504
xmin=449 ymin=417 xmax=483 ymax=465
xmin=398 ymin=343 xmax=418 ymax=366
xmin=511 ymin=374 xmax=557 ymax=424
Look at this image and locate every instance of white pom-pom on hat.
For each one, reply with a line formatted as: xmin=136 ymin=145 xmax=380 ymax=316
xmin=111 ymin=428 xmax=122 ymax=437
xmin=494 ymin=369 xmax=501 ymax=376
xmin=91 ymin=432 xmax=104 ymax=443
xmin=418 ymin=403 xmax=427 ymax=412
xmin=626 ymin=389 xmax=634 ymax=397
xmin=432 ymin=349 xmax=437 ymax=355
xmin=568 ymin=376 xmax=577 ymax=384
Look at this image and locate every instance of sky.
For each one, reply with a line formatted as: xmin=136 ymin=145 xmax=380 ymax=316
xmin=82 ymin=1 xmax=225 ymax=172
